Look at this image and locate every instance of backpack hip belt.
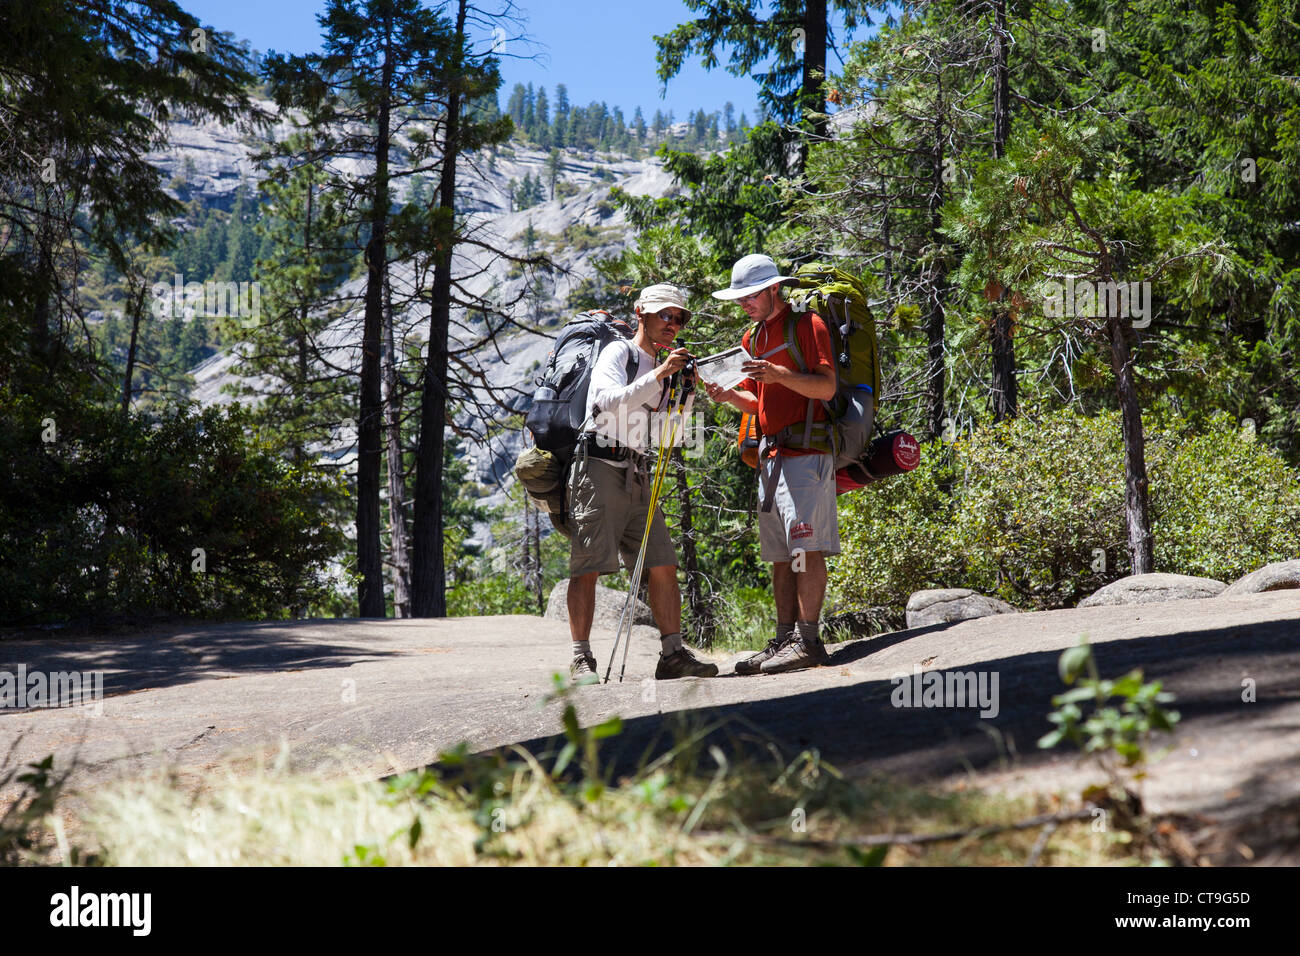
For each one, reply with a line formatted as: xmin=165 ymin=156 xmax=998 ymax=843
xmin=577 ymin=431 xmax=634 ymax=463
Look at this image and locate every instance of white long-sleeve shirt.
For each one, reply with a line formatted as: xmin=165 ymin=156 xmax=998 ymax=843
xmin=583 ymin=339 xmax=695 ymax=466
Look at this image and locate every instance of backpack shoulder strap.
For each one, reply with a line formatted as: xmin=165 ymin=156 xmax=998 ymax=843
xmin=784 ymin=313 xmax=807 ymax=372
xmin=623 ymin=340 xmax=639 ymax=384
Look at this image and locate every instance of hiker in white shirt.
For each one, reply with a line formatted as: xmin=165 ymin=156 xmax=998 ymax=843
xmin=566 ymin=283 xmax=718 ymax=682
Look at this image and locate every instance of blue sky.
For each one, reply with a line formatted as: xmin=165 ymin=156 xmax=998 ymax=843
xmin=180 ymin=0 xmax=882 ymax=122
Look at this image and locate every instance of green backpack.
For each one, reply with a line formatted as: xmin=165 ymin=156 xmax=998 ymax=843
xmin=749 ymin=262 xmax=881 ymax=469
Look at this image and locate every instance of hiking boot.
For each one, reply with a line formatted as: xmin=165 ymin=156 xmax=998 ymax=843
xmin=570 ymin=655 xmax=598 ymax=682
xmin=759 ymin=637 xmax=823 ymax=675
xmin=734 ymin=637 xmax=785 ymax=676
xmin=655 ymin=646 xmax=719 ymax=680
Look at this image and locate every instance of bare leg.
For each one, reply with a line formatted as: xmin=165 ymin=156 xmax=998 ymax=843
xmin=567 ymin=571 xmax=599 ymax=643
xmin=794 ymin=550 xmax=827 ymax=622
xmin=645 ymin=563 xmax=682 ymax=636
xmin=772 ymin=561 xmax=798 ymax=626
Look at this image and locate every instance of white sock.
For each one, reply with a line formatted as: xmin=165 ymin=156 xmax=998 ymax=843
xmin=572 ymin=640 xmax=592 ymax=660
xmin=660 ymin=632 xmax=683 ymax=656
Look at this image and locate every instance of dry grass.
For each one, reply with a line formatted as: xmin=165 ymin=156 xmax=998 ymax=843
xmin=3 ymin=685 xmax=1156 ymax=867
xmin=50 ymin=729 xmax=1140 ymax=867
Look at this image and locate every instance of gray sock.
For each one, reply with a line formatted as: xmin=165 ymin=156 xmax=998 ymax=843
xmin=777 ymin=622 xmax=796 ymax=644
xmin=796 ymin=621 xmax=820 ymax=644
xmin=660 ymin=632 xmax=683 ymax=656
xmin=572 ymin=640 xmax=592 ymax=660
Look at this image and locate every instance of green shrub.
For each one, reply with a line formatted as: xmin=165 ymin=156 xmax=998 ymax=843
xmin=447 ymin=573 xmax=540 ymax=617
xmin=0 ymin=391 xmax=348 ymax=624
xmin=832 ymin=439 xmax=964 ymax=610
xmin=709 ymin=585 xmax=776 ymax=652
xmin=832 ymin=408 xmax=1300 ymax=615
xmin=1148 ymin=411 xmax=1300 ymax=580
xmin=947 ymin=410 xmax=1127 ymax=608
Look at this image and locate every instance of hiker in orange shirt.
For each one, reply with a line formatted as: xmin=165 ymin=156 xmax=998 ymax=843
xmin=705 ymin=255 xmax=839 ymax=674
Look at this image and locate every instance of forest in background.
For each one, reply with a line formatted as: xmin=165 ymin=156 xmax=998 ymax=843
xmin=3 ymin=0 xmax=1299 ymax=640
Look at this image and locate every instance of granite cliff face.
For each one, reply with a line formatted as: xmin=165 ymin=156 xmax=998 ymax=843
xmin=150 ymin=102 xmax=680 ymax=547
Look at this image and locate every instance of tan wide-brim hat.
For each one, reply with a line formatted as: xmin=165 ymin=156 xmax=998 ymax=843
xmin=711 ymin=254 xmax=796 ymax=300
xmin=634 ymin=283 xmax=691 ymax=316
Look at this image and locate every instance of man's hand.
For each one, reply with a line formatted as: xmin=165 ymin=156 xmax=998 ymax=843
xmin=704 ymin=380 xmax=757 ymax=414
xmin=740 ymin=359 xmax=786 ymax=384
xmin=655 ymin=347 xmax=692 ymax=381
xmin=743 ymin=359 xmax=837 ymax=400
xmin=703 ymin=381 xmax=732 ymax=403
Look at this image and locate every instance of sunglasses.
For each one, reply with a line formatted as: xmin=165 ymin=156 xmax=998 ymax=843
xmin=659 ymin=310 xmax=690 ymax=328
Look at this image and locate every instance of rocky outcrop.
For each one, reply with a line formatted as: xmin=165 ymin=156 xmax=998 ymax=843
xmin=1221 ymin=560 xmax=1300 ymax=597
xmin=545 ymin=580 xmax=653 ymax=629
xmin=905 ymin=589 xmax=1018 ymax=629
xmin=162 ymin=102 xmax=677 ymax=553
xmin=1079 ymin=573 xmax=1227 ymax=608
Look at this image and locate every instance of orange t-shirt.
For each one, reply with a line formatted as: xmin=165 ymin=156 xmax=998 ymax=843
xmin=740 ymin=306 xmax=834 ymax=457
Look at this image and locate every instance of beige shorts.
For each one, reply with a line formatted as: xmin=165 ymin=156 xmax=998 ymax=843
xmin=757 ymin=451 xmax=840 ymax=562
xmin=568 ymin=454 xmax=677 ymax=577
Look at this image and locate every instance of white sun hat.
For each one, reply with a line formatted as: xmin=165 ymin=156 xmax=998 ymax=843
xmin=634 ymin=283 xmax=691 ymax=315
xmin=711 ymin=254 xmax=796 ymax=300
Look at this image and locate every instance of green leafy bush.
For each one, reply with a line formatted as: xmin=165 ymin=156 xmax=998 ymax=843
xmin=1148 ymin=411 xmax=1300 ymax=580
xmin=0 ymin=390 xmax=347 ymax=624
xmin=832 ymin=408 xmax=1300 ymax=614
xmin=446 ymin=574 xmax=539 ymax=617
xmin=832 ymin=439 xmax=965 ymax=610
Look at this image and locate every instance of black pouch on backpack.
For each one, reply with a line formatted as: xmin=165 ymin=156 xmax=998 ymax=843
xmin=525 ymin=384 xmax=586 ymax=453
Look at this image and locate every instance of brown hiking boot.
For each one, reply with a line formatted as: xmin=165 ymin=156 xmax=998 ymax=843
xmin=734 ymin=637 xmax=785 ymax=676
xmin=759 ymin=637 xmax=823 ymax=674
xmin=655 ymin=646 xmax=719 ymax=680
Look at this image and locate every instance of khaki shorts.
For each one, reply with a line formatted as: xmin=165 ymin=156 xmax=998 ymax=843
xmin=568 ymin=454 xmax=677 ymax=577
xmin=757 ymin=451 xmax=840 ymax=562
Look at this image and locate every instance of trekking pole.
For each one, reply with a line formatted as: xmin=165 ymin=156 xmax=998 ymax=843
xmin=604 ymin=371 xmax=688 ymax=683
xmin=616 ymin=403 xmax=684 ymax=684
xmin=604 ymin=382 xmax=677 ymax=683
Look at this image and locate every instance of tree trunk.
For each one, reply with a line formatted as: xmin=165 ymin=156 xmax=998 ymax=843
xmin=120 ymin=277 xmax=146 ymax=419
xmin=988 ymin=0 xmax=1017 ymax=422
xmin=673 ymin=447 xmax=713 ymax=646
xmin=801 ymin=0 xmax=829 ymax=139
xmin=992 ymin=0 xmax=1011 ymax=157
xmin=383 ymin=270 xmax=411 ymax=618
xmin=925 ymin=118 xmax=948 ymax=441
xmin=294 ymin=179 xmax=314 ymax=469
xmin=990 ymin=305 xmax=1017 ymax=421
xmin=356 ymin=12 xmax=395 ymax=618
xmin=410 ymin=0 xmax=468 ymax=617
xmin=1107 ymin=313 xmax=1154 ymax=574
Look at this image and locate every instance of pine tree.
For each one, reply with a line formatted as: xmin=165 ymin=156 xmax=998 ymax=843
xmin=522 ymin=82 xmax=536 ymax=135
xmin=655 ymin=1 xmax=881 ymax=143
xmin=652 ymin=109 xmax=667 ymax=140
xmin=263 ymin=0 xmax=471 ymax=617
xmin=535 ymin=86 xmax=550 ymax=130
xmin=550 ymin=83 xmax=569 ymax=147
xmin=546 ymin=148 xmax=561 ymax=200
xmin=239 ymin=145 xmax=352 ymax=471
xmin=0 ymin=0 xmax=259 ymax=390
xmin=408 ymin=0 xmax=514 ymax=617
xmin=506 ymin=82 xmax=527 ymax=126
